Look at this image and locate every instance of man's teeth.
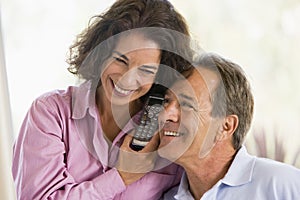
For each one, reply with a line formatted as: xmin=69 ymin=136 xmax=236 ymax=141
xmin=115 ymin=84 xmax=132 ymax=95
xmin=164 ymin=131 xmax=181 ymax=137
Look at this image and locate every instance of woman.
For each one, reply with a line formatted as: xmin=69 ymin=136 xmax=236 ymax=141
xmin=12 ymin=0 xmax=193 ymax=199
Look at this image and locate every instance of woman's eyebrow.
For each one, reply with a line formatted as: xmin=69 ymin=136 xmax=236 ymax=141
xmin=112 ymin=50 xmax=129 ymax=61
xmin=141 ymin=65 xmax=158 ymax=70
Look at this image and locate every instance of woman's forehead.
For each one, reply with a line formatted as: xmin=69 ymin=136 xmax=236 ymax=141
xmin=114 ymin=33 xmax=160 ymax=54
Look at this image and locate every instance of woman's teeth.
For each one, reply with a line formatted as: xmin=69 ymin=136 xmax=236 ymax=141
xmin=114 ymin=84 xmax=132 ymax=95
xmin=164 ymin=131 xmax=181 ymax=137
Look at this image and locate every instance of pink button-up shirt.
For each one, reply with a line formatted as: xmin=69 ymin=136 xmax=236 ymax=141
xmin=12 ymin=81 xmax=182 ymax=200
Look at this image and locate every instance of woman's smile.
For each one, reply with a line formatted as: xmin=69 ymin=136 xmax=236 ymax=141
xmin=112 ymin=79 xmax=135 ymax=97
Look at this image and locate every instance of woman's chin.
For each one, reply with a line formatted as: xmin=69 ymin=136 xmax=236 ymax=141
xmin=110 ymin=94 xmax=138 ymax=106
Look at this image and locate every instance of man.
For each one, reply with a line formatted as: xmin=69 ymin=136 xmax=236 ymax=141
xmin=158 ymin=53 xmax=300 ymax=199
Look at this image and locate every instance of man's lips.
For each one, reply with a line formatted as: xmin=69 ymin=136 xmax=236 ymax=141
xmin=163 ymin=130 xmax=182 ymax=137
xmin=159 ymin=129 xmax=184 ymax=148
xmin=159 ymin=122 xmax=184 ymax=137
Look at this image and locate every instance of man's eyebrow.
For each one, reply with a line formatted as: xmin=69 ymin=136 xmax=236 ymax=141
xmin=112 ymin=50 xmax=129 ymax=61
xmin=178 ymin=93 xmax=195 ymax=103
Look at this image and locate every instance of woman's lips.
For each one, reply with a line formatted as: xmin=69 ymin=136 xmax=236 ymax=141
xmin=111 ymin=79 xmax=134 ymax=97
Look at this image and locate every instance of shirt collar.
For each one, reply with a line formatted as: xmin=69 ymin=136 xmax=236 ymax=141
xmin=174 ymin=172 xmax=194 ymax=200
xmin=174 ymin=146 xmax=256 ymax=199
xmin=221 ymin=145 xmax=256 ymax=186
xmin=72 ymin=80 xmax=142 ymax=133
xmin=72 ymin=80 xmax=97 ymax=119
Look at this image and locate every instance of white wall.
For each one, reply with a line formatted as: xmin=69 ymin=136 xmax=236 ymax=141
xmin=0 ymin=12 xmax=16 ymax=200
xmin=0 ymin=0 xmax=113 ymax=198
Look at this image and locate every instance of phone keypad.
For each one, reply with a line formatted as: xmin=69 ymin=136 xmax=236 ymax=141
xmin=130 ymin=93 xmax=165 ymax=151
xmin=134 ymin=104 xmax=162 ymax=141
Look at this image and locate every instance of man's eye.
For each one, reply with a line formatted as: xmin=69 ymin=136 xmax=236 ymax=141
xmin=181 ymin=102 xmax=195 ymax=110
xmin=113 ymin=57 xmax=127 ymax=65
xmin=163 ymin=98 xmax=170 ymax=106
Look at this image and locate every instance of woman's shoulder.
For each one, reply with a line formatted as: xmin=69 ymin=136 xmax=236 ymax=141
xmin=34 ymin=86 xmax=75 ymax=107
xmin=35 ymin=81 xmax=90 ymax=104
xmin=30 ymin=81 xmax=92 ymax=117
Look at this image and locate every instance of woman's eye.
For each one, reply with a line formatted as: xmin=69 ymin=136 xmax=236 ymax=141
xmin=138 ymin=68 xmax=155 ymax=75
xmin=113 ymin=57 xmax=127 ymax=65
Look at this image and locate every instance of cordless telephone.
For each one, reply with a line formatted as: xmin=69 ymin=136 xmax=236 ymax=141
xmin=130 ymin=85 xmax=165 ymax=151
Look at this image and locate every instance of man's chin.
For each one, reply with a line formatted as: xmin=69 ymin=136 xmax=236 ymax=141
xmin=157 ymin=143 xmax=183 ymax=163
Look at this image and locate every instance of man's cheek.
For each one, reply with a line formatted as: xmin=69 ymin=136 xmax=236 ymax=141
xmin=182 ymin=120 xmax=199 ymax=145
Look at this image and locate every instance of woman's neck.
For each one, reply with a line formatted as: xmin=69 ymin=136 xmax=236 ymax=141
xmin=96 ymin=86 xmax=142 ymax=142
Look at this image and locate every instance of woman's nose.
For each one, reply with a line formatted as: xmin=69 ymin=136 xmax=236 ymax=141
xmin=119 ymin=68 xmax=140 ymax=88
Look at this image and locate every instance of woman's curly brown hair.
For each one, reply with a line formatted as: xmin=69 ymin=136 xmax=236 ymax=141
xmin=67 ymin=0 xmax=193 ymax=88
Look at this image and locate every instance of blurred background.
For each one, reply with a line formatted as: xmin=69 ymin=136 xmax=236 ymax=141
xmin=1 ymin=0 xmax=299 ymax=199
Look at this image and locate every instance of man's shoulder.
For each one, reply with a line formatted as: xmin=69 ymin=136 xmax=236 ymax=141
xmin=249 ymin=157 xmax=300 ymax=199
xmin=220 ymin=151 xmax=300 ymax=199
xmin=228 ymin=147 xmax=300 ymax=194
xmin=253 ymin=156 xmax=300 ymax=181
xmin=234 ymin=146 xmax=300 ymax=181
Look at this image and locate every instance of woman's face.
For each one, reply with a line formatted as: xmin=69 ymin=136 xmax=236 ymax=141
xmin=101 ymin=33 xmax=161 ymax=105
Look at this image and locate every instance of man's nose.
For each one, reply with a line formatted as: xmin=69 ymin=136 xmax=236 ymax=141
xmin=162 ymin=102 xmax=180 ymax=123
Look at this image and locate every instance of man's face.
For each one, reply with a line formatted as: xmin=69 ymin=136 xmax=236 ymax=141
xmin=158 ymin=67 xmax=222 ymax=163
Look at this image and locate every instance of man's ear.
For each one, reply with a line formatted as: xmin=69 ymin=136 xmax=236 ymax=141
xmin=216 ymin=115 xmax=239 ymax=141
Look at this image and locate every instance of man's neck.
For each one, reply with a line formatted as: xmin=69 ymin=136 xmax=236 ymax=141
xmin=180 ymin=144 xmax=236 ymax=199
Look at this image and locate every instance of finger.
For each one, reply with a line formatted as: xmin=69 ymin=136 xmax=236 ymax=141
xmin=127 ymin=129 xmax=135 ymax=137
xmin=120 ymin=134 xmax=134 ymax=151
xmin=141 ymin=132 xmax=160 ymax=152
xmin=123 ymin=134 xmax=133 ymax=144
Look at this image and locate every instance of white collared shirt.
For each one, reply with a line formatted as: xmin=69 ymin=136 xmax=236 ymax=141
xmin=162 ymin=146 xmax=300 ymax=200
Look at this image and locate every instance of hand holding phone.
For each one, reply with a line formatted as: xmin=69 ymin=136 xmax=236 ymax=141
xmin=118 ymin=134 xmax=160 ymax=185
xmin=130 ymin=86 xmax=164 ymax=151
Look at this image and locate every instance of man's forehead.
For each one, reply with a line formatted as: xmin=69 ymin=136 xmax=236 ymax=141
xmin=169 ymin=67 xmax=219 ymax=97
xmin=193 ymin=67 xmax=220 ymax=92
xmin=168 ymin=77 xmax=195 ymax=97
